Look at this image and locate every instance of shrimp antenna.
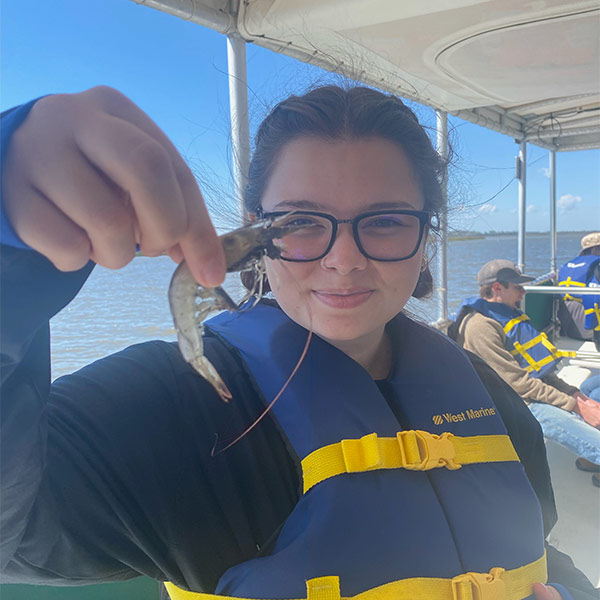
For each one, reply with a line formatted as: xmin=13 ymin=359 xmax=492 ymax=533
xmin=211 ymin=329 xmax=313 ymax=456
xmin=212 ymin=262 xmax=314 ymax=456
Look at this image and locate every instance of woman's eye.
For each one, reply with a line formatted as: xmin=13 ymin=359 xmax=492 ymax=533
xmin=290 ymin=217 xmax=318 ymax=226
xmin=281 ymin=217 xmax=329 ymax=235
xmin=286 ymin=216 xmax=326 ymax=228
xmin=365 ymin=216 xmax=407 ymax=228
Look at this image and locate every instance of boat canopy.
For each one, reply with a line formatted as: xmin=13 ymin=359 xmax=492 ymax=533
xmin=134 ymin=0 xmax=600 ymax=151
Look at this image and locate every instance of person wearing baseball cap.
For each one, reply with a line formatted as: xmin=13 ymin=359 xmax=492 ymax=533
xmin=558 ymin=232 xmax=600 ymax=341
xmin=450 ymin=258 xmax=600 ymax=486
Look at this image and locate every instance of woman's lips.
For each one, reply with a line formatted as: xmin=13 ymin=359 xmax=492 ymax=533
xmin=312 ymin=289 xmax=374 ymax=309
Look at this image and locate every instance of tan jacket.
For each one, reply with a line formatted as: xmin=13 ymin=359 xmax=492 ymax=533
xmin=455 ymin=311 xmax=578 ymax=411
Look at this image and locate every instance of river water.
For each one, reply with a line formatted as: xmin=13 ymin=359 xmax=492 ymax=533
xmin=50 ymin=231 xmax=586 ymax=380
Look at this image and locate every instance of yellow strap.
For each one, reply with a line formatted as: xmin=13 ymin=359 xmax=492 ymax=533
xmin=584 ymin=303 xmax=600 ymax=331
xmin=559 ymin=277 xmax=585 ymax=302
xmin=509 ymin=333 xmax=576 ymax=373
xmin=503 ymin=314 xmax=529 ymax=334
xmin=558 ymin=277 xmax=585 ymax=288
xmin=301 ymin=431 xmax=518 ymax=494
xmin=165 ymin=552 xmax=547 ymax=600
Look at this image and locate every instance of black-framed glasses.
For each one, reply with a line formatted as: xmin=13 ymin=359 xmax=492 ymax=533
xmin=257 ymin=208 xmax=430 ymax=262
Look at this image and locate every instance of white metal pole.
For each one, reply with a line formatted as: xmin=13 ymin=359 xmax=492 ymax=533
xmin=227 ymin=33 xmax=250 ymax=217
xmin=549 ymin=150 xmax=557 ymax=274
xmin=436 ymin=111 xmax=449 ymax=325
xmin=517 ymin=140 xmax=527 ymax=271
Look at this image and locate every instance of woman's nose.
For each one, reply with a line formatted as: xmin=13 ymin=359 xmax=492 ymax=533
xmin=320 ymin=224 xmax=367 ymax=273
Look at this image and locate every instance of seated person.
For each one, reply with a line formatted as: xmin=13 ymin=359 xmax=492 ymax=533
xmin=558 ymin=232 xmax=600 ymax=342
xmin=449 ymin=259 xmax=600 ymax=486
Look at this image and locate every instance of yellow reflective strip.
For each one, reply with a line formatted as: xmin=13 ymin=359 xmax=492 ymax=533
xmin=560 ymin=278 xmax=585 ymax=301
xmin=511 ymin=333 xmax=574 ymax=372
xmin=537 ymin=337 xmax=576 ymax=360
xmin=301 ymin=432 xmax=518 ymax=494
xmin=165 ymin=553 xmax=547 ymax=600
xmin=538 ymin=334 xmax=558 ymax=356
xmin=584 ymin=303 xmax=600 ymax=316
xmin=515 ymin=334 xmax=545 ymax=352
xmin=525 ymin=354 xmax=556 ymax=373
xmin=503 ymin=314 xmax=529 ymax=334
xmin=511 ymin=341 xmax=537 ymax=368
xmin=584 ymin=303 xmax=600 ymax=330
xmin=558 ymin=277 xmax=585 ymax=287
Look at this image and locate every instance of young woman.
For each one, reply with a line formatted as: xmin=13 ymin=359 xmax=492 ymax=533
xmin=1 ymin=86 xmax=596 ymax=600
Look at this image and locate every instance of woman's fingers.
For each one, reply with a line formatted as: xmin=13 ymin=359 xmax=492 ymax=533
xmin=177 ymin=190 xmax=225 ymax=287
xmin=85 ymin=86 xmax=226 ymax=285
xmin=532 ymin=583 xmax=563 ymax=600
xmin=75 ymin=113 xmax=187 ymax=251
xmin=26 ymin=150 xmax=137 ymax=270
xmin=3 ymin=183 xmax=92 ymax=272
xmin=3 ymin=87 xmax=225 ymax=286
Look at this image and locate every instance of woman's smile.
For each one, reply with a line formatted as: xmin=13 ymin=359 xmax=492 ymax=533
xmin=312 ymin=288 xmax=375 ymax=309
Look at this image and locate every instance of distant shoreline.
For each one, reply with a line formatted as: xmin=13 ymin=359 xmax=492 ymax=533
xmin=448 ymin=230 xmax=589 ymax=241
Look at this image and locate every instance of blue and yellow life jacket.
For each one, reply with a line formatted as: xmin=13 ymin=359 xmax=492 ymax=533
xmin=166 ymin=303 xmax=546 ymax=600
xmin=454 ymin=297 xmax=574 ymax=379
xmin=559 ymin=255 xmax=600 ymax=331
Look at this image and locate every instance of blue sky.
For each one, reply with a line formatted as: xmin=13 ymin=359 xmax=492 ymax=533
xmin=2 ymin=0 xmax=598 ymax=233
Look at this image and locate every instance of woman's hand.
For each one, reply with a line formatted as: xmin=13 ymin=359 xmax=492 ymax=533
xmin=532 ymin=583 xmax=564 ymax=599
xmin=573 ymin=392 xmax=600 ymax=428
xmin=2 ymin=86 xmax=225 ymax=287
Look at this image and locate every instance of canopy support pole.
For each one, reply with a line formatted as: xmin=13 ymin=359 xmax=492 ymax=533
xmin=226 ymin=33 xmax=250 ymax=216
xmin=517 ymin=140 xmax=527 ymax=271
xmin=549 ymin=150 xmax=557 ymax=274
xmin=436 ymin=110 xmax=449 ymax=326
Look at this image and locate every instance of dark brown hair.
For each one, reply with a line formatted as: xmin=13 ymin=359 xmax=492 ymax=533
xmin=243 ymin=85 xmax=447 ymax=298
xmin=479 ymin=281 xmax=509 ymax=299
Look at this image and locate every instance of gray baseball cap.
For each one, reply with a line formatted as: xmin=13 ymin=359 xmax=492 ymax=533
xmin=477 ymin=259 xmax=535 ymax=285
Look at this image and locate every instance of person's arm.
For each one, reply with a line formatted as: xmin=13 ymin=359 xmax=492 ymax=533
xmin=542 ymin=372 xmax=579 ymax=397
xmin=465 ymin=351 xmax=598 ymax=599
xmin=460 ymin=313 xmax=577 ymax=411
xmin=0 ymin=91 xmax=228 ymax=588
xmin=0 ymin=100 xmax=43 ymax=248
xmin=1 ymin=245 xmax=298 ymax=590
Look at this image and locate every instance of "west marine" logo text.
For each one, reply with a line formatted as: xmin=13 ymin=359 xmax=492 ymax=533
xmin=432 ymin=407 xmax=496 ymax=425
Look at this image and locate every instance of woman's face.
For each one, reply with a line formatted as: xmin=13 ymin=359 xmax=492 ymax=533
xmin=261 ymin=136 xmax=427 ymax=349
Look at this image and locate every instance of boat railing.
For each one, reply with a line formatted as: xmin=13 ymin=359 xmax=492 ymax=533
xmin=523 ymin=285 xmax=600 ymax=296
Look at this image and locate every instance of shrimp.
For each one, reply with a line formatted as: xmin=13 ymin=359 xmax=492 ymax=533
xmin=168 ymin=214 xmax=308 ymax=402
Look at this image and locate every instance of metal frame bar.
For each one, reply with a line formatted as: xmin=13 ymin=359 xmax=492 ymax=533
xmin=523 ymin=285 xmax=600 ymax=295
xmin=226 ymin=33 xmax=250 ymax=216
xmin=436 ymin=111 xmax=449 ymax=326
xmin=549 ymin=150 xmax=557 ymax=274
xmin=517 ymin=140 xmax=527 ymax=271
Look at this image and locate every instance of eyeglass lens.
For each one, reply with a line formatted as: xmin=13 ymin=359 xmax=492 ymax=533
xmin=271 ymin=212 xmax=424 ymax=261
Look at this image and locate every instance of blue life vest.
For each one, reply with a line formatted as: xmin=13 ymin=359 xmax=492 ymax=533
xmin=188 ymin=303 xmax=545 ymax=599
xmin=454 ymin=297 xmax=573 ymax=379
xmin=559 ymin=255 xmax=600 ymax=331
